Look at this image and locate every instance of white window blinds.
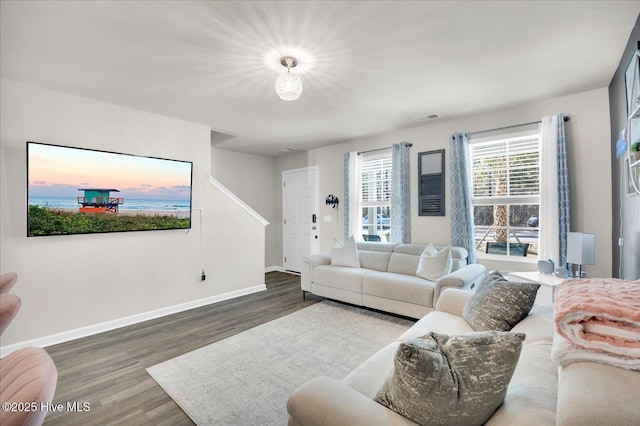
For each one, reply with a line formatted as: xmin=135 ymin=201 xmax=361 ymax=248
xmin=361 ymin=156 xmax=392 ymax=205
xmin=470 ymin=132 xmax=540 ymax=205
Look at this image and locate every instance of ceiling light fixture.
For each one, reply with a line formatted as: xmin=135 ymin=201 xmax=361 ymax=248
xmin=275 ymin=57 xmax=302 ymax=101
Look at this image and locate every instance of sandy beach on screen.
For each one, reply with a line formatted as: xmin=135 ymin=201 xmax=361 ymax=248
xmin=118 ymin=210 xmax=190 ymax=219
xmin=53 ymin=207 xmax=190 ymax=219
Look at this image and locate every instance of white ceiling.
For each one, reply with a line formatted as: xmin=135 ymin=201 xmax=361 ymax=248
xmin=1 ymin=1 xmax=639 ymax=157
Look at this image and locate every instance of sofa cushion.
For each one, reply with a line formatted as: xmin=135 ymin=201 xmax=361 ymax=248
xmin=392 ymin=244 xmax=428 ymax=256
xmin=463 ymin=271 xmax=540 ymax=331
xmin=343 ymin=342 xmax=401 ymax=399
xmin=556 ymin=360 xmax=640 ymax=426
xmin=416 ymin=244 xmax=452 ymax=281
xmin=375 ymin=331 xmax=525 ymax=426
xmin=358 ymin=250 xmax=393 ymax=272
xmin=511 ymin=303 xmax=554 ymax=344
xmin=331 ymin=236 xmax=360 ymax=268
xmin=356 ymin=242 xmax=397 ymax=252
xmin=450 ymin=258 xmax=464 ymax=272
xmin=392 ymin=243 xmax=467 ymax=271
xmin=397 ymin=310 xmax=474 ymax=342
xmin=313 ymin=265 xmax=374 ymax=293
xmin=387 ymin=253 xmax=421 ymax=276
xmin=487 ymin=340 xmax=557 ymax=426
xmin=363 ymin=272 xmax=434 ymax=307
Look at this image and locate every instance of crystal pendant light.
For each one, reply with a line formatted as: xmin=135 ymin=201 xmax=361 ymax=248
xmin=275 ymin=57 xmax=302 ymax=101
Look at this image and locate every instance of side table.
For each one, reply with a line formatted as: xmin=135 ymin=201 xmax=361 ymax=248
xmin=508 ymin=271 xmax=565 ymax=302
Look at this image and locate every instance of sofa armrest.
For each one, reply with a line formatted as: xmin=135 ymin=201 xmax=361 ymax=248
xmin=287 ymin=377 xmax=416 ymax=426
xmin=301 ymin=253 xmax=331 ymax=292
xmin=434 ymin=288 xmax=473 ymax=316
xmin=433 ymin=264 xmax=485 ymax=305
xmin=304 ymin=253 xmax=331 ymax=269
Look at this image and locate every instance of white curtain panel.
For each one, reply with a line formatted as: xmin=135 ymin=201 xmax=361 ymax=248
xmin=344 ymin=151 xmax=361 ymax=241
xmin=343 ymin=152 xmax=350 ymax=241
xmin=539 ymin=116 xmax=559 ymax=263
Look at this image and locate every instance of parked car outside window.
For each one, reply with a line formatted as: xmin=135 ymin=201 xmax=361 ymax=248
xmin=362 ymin=214 xmax=390 ymax=228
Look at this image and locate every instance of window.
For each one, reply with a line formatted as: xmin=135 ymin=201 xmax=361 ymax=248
xmin=360 ymin=154 xmax=392 ymax=242
xmin=469 ymin=130 xmax=540 ymax=257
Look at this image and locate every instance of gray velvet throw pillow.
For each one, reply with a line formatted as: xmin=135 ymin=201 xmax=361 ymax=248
xmin=375 ymin=331 xmax=525 ymax=426
xmin=463 ymin=270 xmax=540 ymax=331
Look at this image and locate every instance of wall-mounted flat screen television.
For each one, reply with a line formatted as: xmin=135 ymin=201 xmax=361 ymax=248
xmin=27 ymin=141 xmax=193 ymax=237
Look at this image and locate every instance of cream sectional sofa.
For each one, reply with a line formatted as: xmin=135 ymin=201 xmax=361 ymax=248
xmin=301 ymin=242 xmax=486 ymax=319
xmin=287 ymin=288 xmax=640 ymax=425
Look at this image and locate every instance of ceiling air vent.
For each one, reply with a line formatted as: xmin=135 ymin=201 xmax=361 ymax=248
xmin=413 ymin=113 xmax=440 ymax=122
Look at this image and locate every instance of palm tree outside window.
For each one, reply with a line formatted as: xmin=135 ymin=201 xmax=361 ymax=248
xmin=468 ymin=129 xmax=541 ymax=257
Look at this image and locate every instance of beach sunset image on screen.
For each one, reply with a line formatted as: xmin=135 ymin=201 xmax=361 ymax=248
xmin=27 ymin=141 xmax=193 ymax=236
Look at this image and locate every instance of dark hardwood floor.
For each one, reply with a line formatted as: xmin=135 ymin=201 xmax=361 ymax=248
xmin=42 ymin=272 xmax=322 ymax=426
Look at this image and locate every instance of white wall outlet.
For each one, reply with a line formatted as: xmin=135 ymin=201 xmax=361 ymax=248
xmin=324 ymin=215 xmax=332 ymax=222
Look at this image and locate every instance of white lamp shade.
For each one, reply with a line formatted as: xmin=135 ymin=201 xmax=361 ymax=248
xmin=566 ymin=232 xmax=595 ymax=265
xmin=275 ymin=71 xmax=302 ymax=101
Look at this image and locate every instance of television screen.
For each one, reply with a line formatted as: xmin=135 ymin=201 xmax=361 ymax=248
xmin=27 ymin=141 xmax=193 ymax=237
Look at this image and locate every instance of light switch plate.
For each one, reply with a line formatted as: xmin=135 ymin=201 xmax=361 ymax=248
xmin=324 ymin=215 xmax=332 ymax=222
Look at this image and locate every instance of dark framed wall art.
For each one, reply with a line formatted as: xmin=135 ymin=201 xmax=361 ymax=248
xmin=418 ymin=149 xmax=445 ymax=216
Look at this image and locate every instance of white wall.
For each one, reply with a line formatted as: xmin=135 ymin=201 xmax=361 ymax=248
xmin=0 ymin=80 xmax=266 ymax=346
xmin=210 ymin=147 xmax=278 ymax=268
xmin=275 ymin=88 xmax=613 ymax=278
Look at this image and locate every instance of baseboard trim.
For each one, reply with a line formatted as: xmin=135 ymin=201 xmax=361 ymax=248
xmin=265 ymin=265 xmax=285 ymax=273
xmin=0 ymin=284 xmax=267 ymax=357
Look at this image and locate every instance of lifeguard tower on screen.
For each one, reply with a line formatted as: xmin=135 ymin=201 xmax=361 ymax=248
xmin=77 ymin=188 xmax=124 ymax=213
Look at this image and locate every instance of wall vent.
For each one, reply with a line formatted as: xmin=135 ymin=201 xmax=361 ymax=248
xmin=414 ymin=113 xmax=440 ymax=122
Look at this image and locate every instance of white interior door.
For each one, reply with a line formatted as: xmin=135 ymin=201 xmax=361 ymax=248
xmin=282 ymin=167 xmax=319 ymax=273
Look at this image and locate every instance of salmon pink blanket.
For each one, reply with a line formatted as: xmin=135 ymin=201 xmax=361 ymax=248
xmin=554 ymin=278 xmax=640 ymax=360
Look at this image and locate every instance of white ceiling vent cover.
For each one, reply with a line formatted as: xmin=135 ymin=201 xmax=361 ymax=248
xmin=414 ymin=113 xmax=441 ymax=122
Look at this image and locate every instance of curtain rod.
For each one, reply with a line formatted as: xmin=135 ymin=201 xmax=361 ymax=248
xmin=357 ymin=142 xmax=412 ymax=156
xmin=469 ymin=116 xmax=570 ymax=136
xmin=358 ymin=147 xmax=391 ymax=155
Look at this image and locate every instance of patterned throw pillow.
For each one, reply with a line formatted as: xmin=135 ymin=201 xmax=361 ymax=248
xmin=463 ymin=270 xmax=540 ymax=331
xmin=330 ymin=235 xmax=360 ymax=268
xmin=416 ymin=243 xmax=452 ymax=281
xmin=375 ymin=331 xmax=525 ymax=426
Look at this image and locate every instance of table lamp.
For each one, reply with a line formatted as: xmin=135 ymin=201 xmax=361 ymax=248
xmin=566 ymin=232 xmax=595 ymax=278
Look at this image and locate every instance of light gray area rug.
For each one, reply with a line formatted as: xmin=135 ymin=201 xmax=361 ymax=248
xmin=147 ymin=300 xmax=413 ymax=425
